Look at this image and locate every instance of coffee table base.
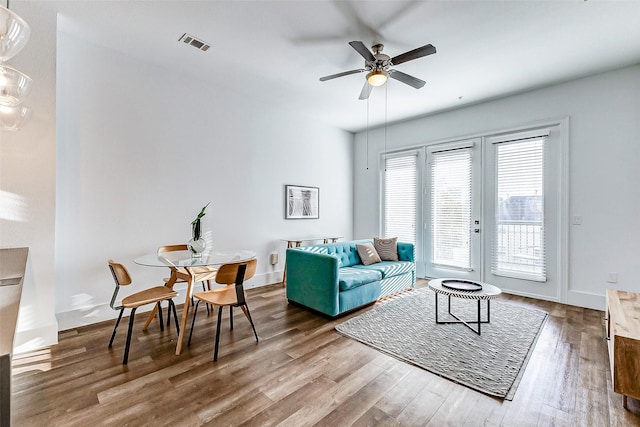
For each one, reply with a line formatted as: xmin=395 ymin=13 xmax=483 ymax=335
xmin=434 ymin=293 xmax=491 ymax=335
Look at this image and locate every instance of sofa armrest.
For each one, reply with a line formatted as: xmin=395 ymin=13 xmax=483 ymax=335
xmin=397 ymin=242 xmax=415 ymax=262
xmin=285 ymin=248 xmax=340 ymax=316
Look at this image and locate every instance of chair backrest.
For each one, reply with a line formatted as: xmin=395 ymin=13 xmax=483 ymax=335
xmin=107 ymin=259 xmax=132 ymax=310
xmin=215 ymin=259 xmax=257 ymax=285
xmin=158 ymin=244 xmax=188 ymax=254
xmin=108 ymin=259 xmax=132 ymax=286
xmin=216 ymin=259 xmax=257 ymax=306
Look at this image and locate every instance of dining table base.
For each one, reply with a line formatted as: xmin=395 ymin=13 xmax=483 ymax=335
xmin=134 ymin=249 xmax=256 ymax=356
xmin=142 ymin=267 xmax=198 ymax=355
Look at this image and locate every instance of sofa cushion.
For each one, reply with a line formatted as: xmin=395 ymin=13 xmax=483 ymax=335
xmin=356 ymin=243 xmax=381 ymax=266
xmin=338 ymin=267 xmax=382 ymax=291
xmin=374 ymin=237 xmax=398 ymax=261
xmin=352 ymin=261 xmax=415 ymax=279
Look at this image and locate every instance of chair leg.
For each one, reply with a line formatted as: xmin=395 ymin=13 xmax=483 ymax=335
xmin=202 ymin=282 xmax=210 ymax=316
xmin=229 ymin=306 xmax=233 ymax=330
xmin=170 ymin=300 xmax=180 ymax=335
xmin=214 ymin=306 xmax=223 ymax=361
xmin=123 ymin=308 xmax=137 ymax=364
xmin=188 ymin=300 xmax=201 ymax=346
xmin=109 ymin=308 xmax=125 ymax=347
xmin=241 ymin=304 xmax=259 ymax=342
xmin=157 ymin=301 xmax=164 ymax=332
xmin=166 ymin=299 xmax=171 ymax=326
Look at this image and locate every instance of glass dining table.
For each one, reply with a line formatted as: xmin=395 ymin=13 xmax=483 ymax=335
xmin=134 ymin=249 xmax=256 ymax=355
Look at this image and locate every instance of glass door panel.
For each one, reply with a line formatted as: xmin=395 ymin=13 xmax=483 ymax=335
xmin=425 ymin=140 xmax=481 ymax=281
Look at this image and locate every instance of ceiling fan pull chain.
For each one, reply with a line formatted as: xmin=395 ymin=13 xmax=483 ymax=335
xmin=366 ymin=96 xmax=370 ymax=170
xmin=384 ymin=83 xmax=388 ymax=171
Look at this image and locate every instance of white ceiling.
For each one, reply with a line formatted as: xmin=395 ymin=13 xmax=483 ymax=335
xmin=26 ymin=0 xmax=640 ymax=132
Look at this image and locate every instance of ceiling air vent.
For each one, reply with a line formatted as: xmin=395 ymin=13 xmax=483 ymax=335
xmin=178 ymin=33 xmax=210 ymax=52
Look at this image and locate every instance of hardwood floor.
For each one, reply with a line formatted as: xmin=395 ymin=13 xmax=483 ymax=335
xmin=10 ymin=280 xmax=640 ymax=426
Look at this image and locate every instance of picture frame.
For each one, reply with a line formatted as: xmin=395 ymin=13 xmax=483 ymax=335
xmin=285 ymin=185 xmax=319 ymax=219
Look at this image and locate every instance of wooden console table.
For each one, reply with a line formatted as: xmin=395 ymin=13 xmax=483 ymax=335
xmin=281 ymin=236 xmax=343 ymax=286
xmin=605 ymin=288 xmax=640 ymax=409
xmin=282 ymin=236 xmax=343 ymax=249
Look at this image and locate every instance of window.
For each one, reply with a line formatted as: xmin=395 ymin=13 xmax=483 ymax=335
xmin=430 ymin=148 xmax=472 ymax=270
xmin=383 ymin=153 xmax=417 ymax=244
xmin=492 ymin=136 xmax=546 ymax=281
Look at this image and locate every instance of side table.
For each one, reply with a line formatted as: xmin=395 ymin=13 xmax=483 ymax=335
xmin=428 ymin=278 xmax=502 ymax=335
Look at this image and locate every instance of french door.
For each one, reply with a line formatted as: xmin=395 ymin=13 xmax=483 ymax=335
xmin=423 ymin=125 xmax=563 ymax=300
xmin=482 ymin=127 xmax=561 ymax=300
xmin=424 ymin=139 xmax=482 ymax=281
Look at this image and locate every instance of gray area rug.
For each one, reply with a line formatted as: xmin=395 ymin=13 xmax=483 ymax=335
xmin=335 ymin=288 xmax=547 ymax=400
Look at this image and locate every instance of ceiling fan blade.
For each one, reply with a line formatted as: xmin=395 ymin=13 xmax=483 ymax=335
xmin=334 ymin=2 xmax=383 ymax=45
xmin=349 ymin=41 xmax=375 ymax=62
xmin=359 ymin=82 xmax=373 ymax=100
xmin=319 ymin=69 xmax=365 ymax=81
xmin=391 ymin=43 xmax=436 ymax=65
xmin=389 ymin=70 xmax=426 ymax=89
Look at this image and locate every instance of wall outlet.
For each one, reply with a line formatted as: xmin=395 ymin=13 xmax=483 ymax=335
xmin=270 ymin=253 xmax=278 ymax=265
xmin=607 ymin=272 xmax=617 ymax=283
xmin=572 ymin=216 xmax=582 ymax=225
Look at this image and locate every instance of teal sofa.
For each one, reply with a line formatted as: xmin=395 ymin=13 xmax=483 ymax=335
xmin=285 ymin=239 xmax=415 ymax=317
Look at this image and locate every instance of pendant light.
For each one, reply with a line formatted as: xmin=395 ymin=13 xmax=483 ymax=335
xmin=0 ymin=2 xmax=32 ymax=131
xmin=0 ymin=63 xmax=31 ymax=106
xmin=0 ymin=4 xmax=31 ymax=61
xmin=0 ymin=104 xmax=30 ymax=130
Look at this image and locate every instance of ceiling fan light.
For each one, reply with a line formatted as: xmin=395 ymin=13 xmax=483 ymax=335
xmin=0 ymin=6 xmax=31 ymax=62
xmin=367 ymin=69 xmax=388 ymax=87
xmin=0 ymin=64 xmax=32 ymax=106
xmin=0 ymin=104 xmax=31 ymax=131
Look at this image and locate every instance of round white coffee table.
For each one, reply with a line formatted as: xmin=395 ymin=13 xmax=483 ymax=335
xmin=428 ymin=278 xmax=502 ymax=335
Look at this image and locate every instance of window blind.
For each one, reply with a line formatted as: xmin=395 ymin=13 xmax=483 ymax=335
xmin=492 ymin=137 xmax=546 ymax=281
xmin=430 ymin=148 xmax=472 ymax=270
xmin=383 ymin=153 xmax=417 ymax=244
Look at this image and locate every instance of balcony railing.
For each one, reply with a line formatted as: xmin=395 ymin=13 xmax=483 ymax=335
xmin=494 ymin=220 xmax=544 ymax=277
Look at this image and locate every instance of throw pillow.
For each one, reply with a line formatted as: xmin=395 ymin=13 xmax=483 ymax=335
xmin=356 ymin=243 xmax=381 ymax=266
xmin=374 ymin=237 xmax=398 ymax=261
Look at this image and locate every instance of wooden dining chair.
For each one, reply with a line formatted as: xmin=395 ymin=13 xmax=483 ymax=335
xmin=188 ymin=259 xmax=259 ymax=361
xmin=107 ymin=259 xmax=180 ymax=364
xmin=158 ymin=244 xmax=218 ymax=314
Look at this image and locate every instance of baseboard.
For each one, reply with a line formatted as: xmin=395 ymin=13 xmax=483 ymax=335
xmin=13 ymin=322 xmax=59 ymax=354
xmin=501 ymin=288 xmax=605 ymax=311
xmin=245 ymin=271 xmax=283 ymax=289
xmin=487 ymin=287 xmax=560 ymax=304
xmin=56 ymin=271 xmax=283 ymax=331
xmin=566 ymin=289 xmax=605 ymax=311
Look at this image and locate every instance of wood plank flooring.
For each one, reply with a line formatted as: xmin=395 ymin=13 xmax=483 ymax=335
xmin=10 ymin=280 xmax=640 ymax=426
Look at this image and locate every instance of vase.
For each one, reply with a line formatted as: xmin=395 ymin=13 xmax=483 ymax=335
xmin=188 ymin=237 xmax=206 ymax=258
xmin=189 ymin=219 xmax=206 ymax=257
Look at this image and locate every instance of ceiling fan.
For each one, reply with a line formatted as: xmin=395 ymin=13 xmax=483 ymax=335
xmin=319 ymin=41 xmax=436 ymax=100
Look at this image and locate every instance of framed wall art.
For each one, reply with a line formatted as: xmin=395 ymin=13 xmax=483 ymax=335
xmin=285 ymin=185 xmax=319 ymax=219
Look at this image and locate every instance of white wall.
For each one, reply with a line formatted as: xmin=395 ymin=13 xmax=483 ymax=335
xmin=0 ymin=4 xmax=58 ymax=352
xmin=354 ymin=64 xmax=640 ymax=310
xmin=54 ymin=31 xmax=353 ymax=330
